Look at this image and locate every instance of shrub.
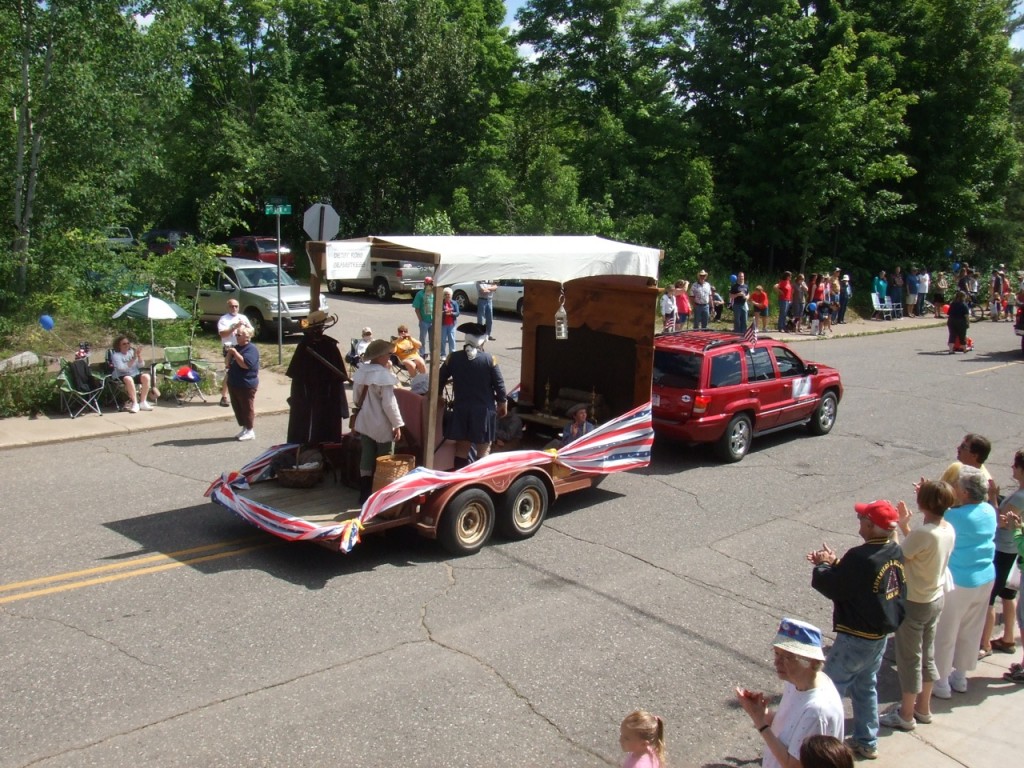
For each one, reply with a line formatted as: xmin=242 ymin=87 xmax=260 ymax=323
xmin=0 ymin=363 xmax=57 ymax=418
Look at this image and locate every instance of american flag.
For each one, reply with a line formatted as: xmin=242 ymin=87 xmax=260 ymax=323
xmin=742 ymin=324 xmax=758 ymax=343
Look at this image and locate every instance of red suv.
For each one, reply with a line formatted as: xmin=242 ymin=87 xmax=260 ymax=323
xmin=229 ymin=236 xmax=295 ymax=272
xmin=652 ymin=331 xmax=843 ymax=461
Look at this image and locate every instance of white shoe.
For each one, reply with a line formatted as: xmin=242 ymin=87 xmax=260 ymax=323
xmin=129 ymin=403 xmax=140 ymax=414
xmin=234 ymin=428 xmax=247 ymax=439
xmin=932 ymin=678 xmax=952 ymax=699
xmin=949 ymin=670 xmax=968 ymax=693
xmin=139 ymin=401 xmax=153 ymax=411
xmin=879 ymin=707 xmax=915 ymax=731
xmin=238 ymin=429 xmax=255 ymax=441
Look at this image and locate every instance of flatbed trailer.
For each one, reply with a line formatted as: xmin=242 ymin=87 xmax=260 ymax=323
xmin=206 ymin=235 xmax=662 ymax=555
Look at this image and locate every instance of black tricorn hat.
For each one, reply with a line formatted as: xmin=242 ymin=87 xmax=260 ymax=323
xmin=457 ymin=321 xmax=487 ymax=336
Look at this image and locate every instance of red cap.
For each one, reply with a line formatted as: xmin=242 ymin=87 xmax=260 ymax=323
xmin=854 ymin=500 xmax=898 ymax=530
xmin=424 ymin=276 xmax=434 ymax=284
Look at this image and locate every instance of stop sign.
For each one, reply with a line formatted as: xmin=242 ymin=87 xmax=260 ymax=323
xmin=303 ymin=203 xmax=340 ymax=241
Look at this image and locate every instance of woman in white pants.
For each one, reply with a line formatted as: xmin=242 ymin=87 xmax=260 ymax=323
xmin=932 ymin=466 xmax=997 ymax=698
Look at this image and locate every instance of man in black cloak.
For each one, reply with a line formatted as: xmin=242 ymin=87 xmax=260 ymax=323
xmin=286 ymin=311 xmax=349 ymax=444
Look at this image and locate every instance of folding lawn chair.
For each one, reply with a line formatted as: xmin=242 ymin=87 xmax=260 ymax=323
xmin=884 ymin=295 xmax=903 ymax=318
xmin=157 ymin=346 xmax=212 ymax=404
xmin=57 ymin=358 xmax=105 ymax=418
xmin=870 ymin=292 xmax=893 ymax=320
xmin=102 ymin=347 xmax=138 ymax=411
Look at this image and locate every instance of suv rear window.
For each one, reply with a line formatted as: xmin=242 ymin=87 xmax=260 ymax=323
xmin=654 ymin=350 xmax=701 ymax=389
xmin=709 ymin=351 xmax=743 ymax=388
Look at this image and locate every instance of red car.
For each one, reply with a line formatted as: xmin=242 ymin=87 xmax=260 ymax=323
xmin=229 ymin=236 xmax=294 ymax=272
xmin=652 ymin=331 xmax=843 ymax=461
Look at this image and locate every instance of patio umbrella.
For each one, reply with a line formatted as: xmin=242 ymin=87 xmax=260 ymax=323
xmin=111 ymin=295 xmax=192 ymax=355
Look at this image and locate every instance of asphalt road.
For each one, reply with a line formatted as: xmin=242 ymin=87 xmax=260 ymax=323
xmin=2 ymin=302 xmax=1021 ymax=767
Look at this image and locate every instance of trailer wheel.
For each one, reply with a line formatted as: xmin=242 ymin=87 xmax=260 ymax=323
xmin=438 ymin=488 xmax=495 ymax=555
xmin=497 ymin=475 xmax=548 ymax=539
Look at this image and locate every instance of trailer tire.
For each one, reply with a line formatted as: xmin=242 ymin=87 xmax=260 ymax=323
xmin=438 ymin=488 xmax=495 ymax=555
xmin=497 ymin=475 xmax=548 ymax=540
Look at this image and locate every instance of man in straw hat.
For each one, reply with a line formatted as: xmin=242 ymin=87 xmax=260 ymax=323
xmin=807 ymin=500 xmax=906 ymax=760
xmin=351 ymin=338 xmax=404 ymax=503
xmin=736 ymin=617 xmax=844 ymax=768
xmin=286 ymin=310 xmax=348 ymax=445
xmin=439 ymin=322 xmax=507 ymax=469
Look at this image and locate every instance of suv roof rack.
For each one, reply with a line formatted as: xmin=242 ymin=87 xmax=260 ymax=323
xmin=656 ymin=329 xmax=775 ymax=352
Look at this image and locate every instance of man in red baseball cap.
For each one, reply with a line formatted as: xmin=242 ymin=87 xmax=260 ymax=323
xmin=806 ymin=500 xmax=906 ymax=760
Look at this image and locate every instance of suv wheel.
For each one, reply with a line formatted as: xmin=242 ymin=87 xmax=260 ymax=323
xmin=373 ymin=278 xmax=392 ymax=301
xmin=516 ymin=298 xmax=524 ymax=318
xmin=326 ymin=280 xmax=340 ymax=294
xmin=453 ymin=290 xmax=470 ymax=312
xmin=716 ymin=413 xmax=752 ymax=462
xmin=245 ymin=310 xmax=266 ymax=341
xmin=808 ymin=391 xmax=838 ymax=436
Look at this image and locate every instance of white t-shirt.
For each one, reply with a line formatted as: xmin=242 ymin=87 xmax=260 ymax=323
xmin=763 ymin=677 xmax=844 ymax=768
xmin=218 ymin=312 xmax=253 ymax=346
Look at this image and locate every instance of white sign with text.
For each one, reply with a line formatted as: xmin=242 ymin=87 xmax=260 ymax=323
xmin=325 ymin=241 xmax=372 ymax=279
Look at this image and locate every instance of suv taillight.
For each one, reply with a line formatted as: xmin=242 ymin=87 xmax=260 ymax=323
xmin=395 ymin=268 xmax=403 ymax=278
xmin=693 ymin=395 xmax=711 ymax=415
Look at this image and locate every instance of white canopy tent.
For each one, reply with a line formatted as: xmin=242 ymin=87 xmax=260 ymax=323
xmin=323 ymin=235 xmax=662 ymax=286
xmin=311 ymin=235 xmax=664 ymax=468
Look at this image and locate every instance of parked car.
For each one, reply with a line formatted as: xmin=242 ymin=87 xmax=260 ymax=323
xmin=450 ymin=279 xmax=525 ymax=317
xmin=104 ymin=227 xmax=136 ymax=250
xmin=326 ymin=260 xmax=431 ymax=300
xmin=652 ymin=330 xmax=843 ymax=461
xmin=228 ymin=236 xmax=294 ymax=272
xmin=185 ymin=258 xmax=327 ymax=340
xmin=141 ymin=229 xmax=197 ymax=255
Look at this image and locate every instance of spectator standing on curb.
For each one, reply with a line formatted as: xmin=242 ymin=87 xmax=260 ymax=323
xmin=793 ymin=274 xmax=809 ymax=333
xmin=736 ymin=618 xmax=844 ymax=768
xmin=1001 ymin=505 xmax=1024 ymax=683
xmin=807 ymin=500 xmax=906 ymax=761
xmin=979 ymin=448 xmax=1023 ymax=657
xmin=917 ymin=268 xmax=930 ymax=317
xmin=217 ymin=298 xmax=253 ymax=407
xmin=837 ymin=275 xmax=852 ymax=324
xmin=225 ymin=325 xmax=259 ymax=441
xmin=412 ymin=276 xmax=435 ymax=360
xmin=690 ymin=270 xmax=712 ymax=329
xmin=730 ymin=272 xmax=749 ymax=333
xmin=932 ymin=466 xmax=997 ymax=697
xmin=775 ymin=272 xmax=792 ymax=333
xmin=660 ymin=284 xmax=677 ymax=333
xmin=879 ymin=480 xmax=956 ymax=731
xmin=750 ymin=285 xmax=769 ymax=332
xmin=476 ymin=278 xmax=498 ymax=340
xmin=932 ymin=270 xmax=948 ymax=317
xmin=906 ymin=267 xmax=920 ymax=316
xmin=674 ymin=279 xmax=691 ymax=327
xmin=889 ymin=266 xmax=905 ymax=309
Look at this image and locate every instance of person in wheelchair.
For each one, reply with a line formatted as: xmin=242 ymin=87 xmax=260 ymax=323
xmin=392 ymin=324 xmax=427 ymax=376
xmin=110 ymin=335 xmax=157 ymax=413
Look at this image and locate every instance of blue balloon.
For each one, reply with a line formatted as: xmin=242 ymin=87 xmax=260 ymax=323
xmin=952 ymin=262 xmax=960 ymax=272
xmin=807 ymin=302 xmax=817 ymax=313
xmin=39 ymin=314 xmax=54 ymax=331
xmin=730 ymin=274 xmax=737 ymax=284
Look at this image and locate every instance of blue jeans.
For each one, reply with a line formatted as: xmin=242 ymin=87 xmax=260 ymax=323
xmin=777 ymin=300 xmax=790 ymax=332
xmin=477 ymin=298 xmax=494 ymax=336
xmin=418 ymin=319 xmax=433 ymax=358
xmin=692 ymin=303 xmax=710 ymax=329
xmin=733 ymin=304 xmax=748 ymax=333
xmin=824 ymin=633 xmax=886 ymax=750
xmin=441 ymin=324 xmax=456 ymax=358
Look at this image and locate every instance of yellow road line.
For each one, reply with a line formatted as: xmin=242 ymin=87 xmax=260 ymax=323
xmin=966 ymin=361 xmax=1023 ymax=375
xmin=0 ymin=543 xmax=275 ymax=605
xmin=0 ymin=537 xmax=263 ymax=593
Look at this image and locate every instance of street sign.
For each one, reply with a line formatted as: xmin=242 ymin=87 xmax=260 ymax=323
xmin=303 ymin=203 xmax=340 ymax=241
xmin=264 ymin=204 xmax=292 ymax=215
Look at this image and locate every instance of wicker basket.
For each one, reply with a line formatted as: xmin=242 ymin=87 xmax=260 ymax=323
xmin=372 ymin=453 xmax=416 ymax=492
xmin=277 ymin=463 xmax=324 ymax=488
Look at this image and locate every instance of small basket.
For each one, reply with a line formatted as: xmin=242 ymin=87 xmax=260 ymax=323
xmin=372 ymin=453 xmax=416 ymax=492
xmin=277 ymin=463 xmax=324 ymax=488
